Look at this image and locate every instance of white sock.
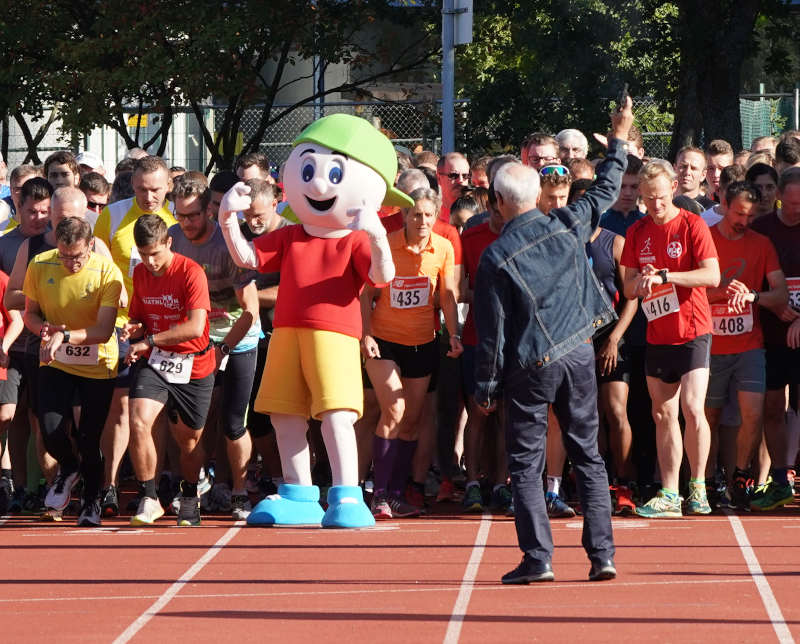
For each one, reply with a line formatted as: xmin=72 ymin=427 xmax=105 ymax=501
xmin=547 ymin=475 xmax=561 ymax=496
xmin=320 ymin=409 xmax=360 ymax=487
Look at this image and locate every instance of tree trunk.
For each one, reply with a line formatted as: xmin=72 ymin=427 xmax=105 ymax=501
xmin=670 ymin=0 xmax=760 ymax=159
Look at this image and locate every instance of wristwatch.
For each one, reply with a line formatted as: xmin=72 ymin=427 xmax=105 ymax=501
xmin=751 ymin=289 xmax=760 ymax=303
xmin=657 ymin=269 xmax=668 ymax=284
xmin=219 ymin=342 xmax=231 ymax=356
xmin=146 ymin=334 xmax=156 ymax=348
xmin=61 ymin=329 xmax=71 ymax=344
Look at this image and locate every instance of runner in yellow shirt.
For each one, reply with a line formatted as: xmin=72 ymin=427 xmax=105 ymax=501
xmin=23 ymin=217 xmax=123 ymax=526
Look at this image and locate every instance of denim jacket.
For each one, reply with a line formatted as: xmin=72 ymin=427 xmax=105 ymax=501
xmin=473 ymin=140 xmax=628 ymax=406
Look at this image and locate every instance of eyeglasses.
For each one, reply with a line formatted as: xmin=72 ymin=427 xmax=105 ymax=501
xmin=86 ymin=200 xmax=106 ymax=210
xmin=539 ymin=165 xmax=571 ymax=177
xmin=58 ymin=250 xmax=89 ymax=264
xmin=528 ymin=156 xmax=558 ymax=164
xmin=439 ymin=171 xmax=470 ymax=181
xmin=175 ymin=211 xmax=205 ymax=221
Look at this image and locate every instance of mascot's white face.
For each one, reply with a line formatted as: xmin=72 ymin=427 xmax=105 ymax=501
xmin=284 ymin=144 xmax=386 ymax=230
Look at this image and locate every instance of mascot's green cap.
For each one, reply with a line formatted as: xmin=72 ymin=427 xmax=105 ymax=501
xmin=293 ymin=113 xmax=415 ymax=208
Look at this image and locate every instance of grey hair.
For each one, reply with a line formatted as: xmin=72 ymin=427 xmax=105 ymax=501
xmin=407 ymin=187 xmax=441 ymax=212
xmin=493 ymin=162 xmax=540 ymax=208
xmin=556 ymin=129 xmax=589 ymax=155
xmin=396 ymin=168 xmax=429 ymax=196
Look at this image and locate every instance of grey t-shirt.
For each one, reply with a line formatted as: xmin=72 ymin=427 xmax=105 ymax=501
xmin=169 ymin=222 xmax=261 ymax=351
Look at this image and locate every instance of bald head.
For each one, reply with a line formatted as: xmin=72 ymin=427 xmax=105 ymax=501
xmin=51 ymin=187 xmax=88 ymax=221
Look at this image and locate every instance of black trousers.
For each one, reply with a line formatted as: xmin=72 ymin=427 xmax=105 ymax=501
xmin=38 ymin=366 xmax=115 ymax=501
xmin=504 ymin=342 xmax=615 ymax=565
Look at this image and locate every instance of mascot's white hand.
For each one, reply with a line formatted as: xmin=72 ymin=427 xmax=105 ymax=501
xmin=219 ymin=182 xmax=252 ymax=224
xmin=347 ymin=203 xmax=385 ymax=239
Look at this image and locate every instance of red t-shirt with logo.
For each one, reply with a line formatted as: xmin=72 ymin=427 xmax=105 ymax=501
xmin=621 ymin=209 xmax=717 ymax=345
xmin=461 ymin=222 xmax=499 ymax=346
xmin=129 ymin=253 xmax=215 ymax=379
xmin=708 ymin=226 xmax=781 ymax=355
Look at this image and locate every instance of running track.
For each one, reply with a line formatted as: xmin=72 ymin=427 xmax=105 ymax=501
xmin=1 ymin=501 xmax=798 ymax=643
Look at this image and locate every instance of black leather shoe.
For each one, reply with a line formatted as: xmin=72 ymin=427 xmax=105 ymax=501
xmin=588 ymin=558 xmax=617 ymax=581
xmin=501 ymin=556 xmax=554 ymax=584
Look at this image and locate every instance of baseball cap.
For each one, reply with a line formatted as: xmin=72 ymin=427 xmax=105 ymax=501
xmin=75 ymin=151 xmax=105 ymax=173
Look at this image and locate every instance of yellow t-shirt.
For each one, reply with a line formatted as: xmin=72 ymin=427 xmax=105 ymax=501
xmin=94 ymin=197 xmax=175 ymax=326
xmin=370 ymin=230 xmax=454 ymax=346
xmin=23 ymin=249 xmax=123 ymax=379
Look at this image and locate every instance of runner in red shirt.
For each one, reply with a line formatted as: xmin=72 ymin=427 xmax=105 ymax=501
xmin=621 ymin=160 xmax=720 ymax=518
xmin=704 ymin=182 xmax=787 ymax=509
xmin=122 ymin=215 xmax=215 ymax=527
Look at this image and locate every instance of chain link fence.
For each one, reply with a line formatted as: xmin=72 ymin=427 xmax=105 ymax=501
xmin=3 ymin=93 xmax=799 ymax=172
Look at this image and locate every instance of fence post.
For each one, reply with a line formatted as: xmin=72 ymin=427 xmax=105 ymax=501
xmin=795 ymin=85 xmax=799 ymax=131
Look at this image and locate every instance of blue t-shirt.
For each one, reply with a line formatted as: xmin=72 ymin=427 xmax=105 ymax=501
xmin=599 ymin=208 xmax=644 ymax=237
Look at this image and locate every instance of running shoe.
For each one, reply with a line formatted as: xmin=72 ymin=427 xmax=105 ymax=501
xmin=613 ymin=485 xmax=636 ymax=516
xmin=78 ymin=498 xmax=102 ymax=527
xmin=0 ymin=475 xmax=13 ymax=515
xmin=388 ymin=497 xmax=422 ymax=518
xmin=750 ymin=481 xmax=795 ymax=511
xmin=45 ymin=469 xmax=80 ymax=511
xmin=131 ymin=496 xmax=165 ymax=526
xmin=436 ymin=478 xmax=456 ymax=503
xmin=546 ymin=491 xmax=576 ymax=518
xmin=22 ymin=489 xmax=45 ymax=515
xmin=729 ymin=475 xmax=753 ymax=510
xmin=371 ymin=496 xmax=392 ymax=520
xmin=685 ymin=484 xmax=712 ymax=515
xmin=635 ymin=490 xmax=682 ymax=518
xmin=177 ymin=495 xmax=201 ymax=526
xmin=206 ymin=482 xmax=232 ymax=513
xmin=231 ymin=494 xmax=252 ymax=520
xmin=405 ymin=483 xmax=425 ymax=509
xmin=197 ymin=466 xmax=213 ymax=496
xmin=40 ymin=508 xmax=63 ymax=521
xmin=100 ymin=485 xmax=119 ymax=518
xmin=462 ymin=484 xmax=484 ymax=513
xmin=8 ymin=487 xmax=24 ymax=514
xmin=490 ymin=485 xmax=513 ymax=511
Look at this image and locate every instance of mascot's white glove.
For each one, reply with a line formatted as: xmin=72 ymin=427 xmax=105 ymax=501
xmin=218 ymin=182 xmax=259 ymax=269
xmin=347 ymin=204 xmax=395 ymax=285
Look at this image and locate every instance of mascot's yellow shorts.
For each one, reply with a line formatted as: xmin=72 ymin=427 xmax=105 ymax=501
xmin=255 ymin=327 xmax=363 ymax=420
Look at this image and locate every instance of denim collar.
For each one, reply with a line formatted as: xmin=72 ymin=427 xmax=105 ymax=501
xmin=501 ymin=208 xmax=546 ymax=234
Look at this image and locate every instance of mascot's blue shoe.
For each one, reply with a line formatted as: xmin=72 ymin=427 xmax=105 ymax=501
xmin=247 ymin=483 xmax=325 ymax=526
xmin=321 ymin=485 xmax=376 ymax=528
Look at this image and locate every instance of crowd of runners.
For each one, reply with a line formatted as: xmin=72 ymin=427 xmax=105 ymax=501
xmin=0 ymin=118 xmax=798 ymax=527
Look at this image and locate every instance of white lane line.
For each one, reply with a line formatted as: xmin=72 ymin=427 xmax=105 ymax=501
xmin=0 ymin=577 xmax=756 ymax=607
xmin=112 ymin=522 xmax=243 ymax=644
xmin=443 ymin=512 xmax=491 ymax=644
xmin=727 ymin=514 xmax=794 ymax=643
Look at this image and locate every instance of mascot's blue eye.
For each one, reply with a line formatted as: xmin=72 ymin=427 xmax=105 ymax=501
xmin=302 ymin=164 xmax=314 ymax=182
xmin=329 ymin=166 xmax=343 ymax=184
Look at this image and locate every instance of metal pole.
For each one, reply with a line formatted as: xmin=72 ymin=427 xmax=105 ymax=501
xmin=795 ymin=87 xmax=799 ymax=131
xmin=441 ymin=0 xmax=455 ymax=154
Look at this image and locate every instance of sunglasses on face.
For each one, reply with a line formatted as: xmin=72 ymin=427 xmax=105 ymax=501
xmin=440 ymin=172 xmax=470 ymax=181
xmin=539 ymin=165 xmax=571 ymax=177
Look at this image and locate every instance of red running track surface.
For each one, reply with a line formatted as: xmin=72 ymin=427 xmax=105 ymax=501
xmin=0 ymin=504 xmax=798 ymax=643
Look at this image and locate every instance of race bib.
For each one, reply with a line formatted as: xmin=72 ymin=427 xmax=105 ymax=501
xmin=787 ymin=277 xmax=800 ymax=312
xmin=642 ymin=283 xmax=679 ymax=322
xmin=148 ymin=347 xmax=193 ymax=384
xmin=711 ymin=303 xmax=753 ymax=336
xmin=128 ymin=245 xmax=142 ymax=278
xmin=55 ymin=343 xmax=99 ymax=365
xmin=390 ymin=276 xmax=430 ymax=309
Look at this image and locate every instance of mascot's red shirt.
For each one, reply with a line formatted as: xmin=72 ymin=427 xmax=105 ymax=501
xmin=253 ymin=224 xmax=373 ymax=339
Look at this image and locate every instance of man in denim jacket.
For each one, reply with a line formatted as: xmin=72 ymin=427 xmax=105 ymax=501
xmin=474 ymin=98 xmax=634 ymax=584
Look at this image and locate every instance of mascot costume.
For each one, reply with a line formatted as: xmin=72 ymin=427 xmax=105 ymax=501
xmin=218 ymin=114 xmax=413 ymax=528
